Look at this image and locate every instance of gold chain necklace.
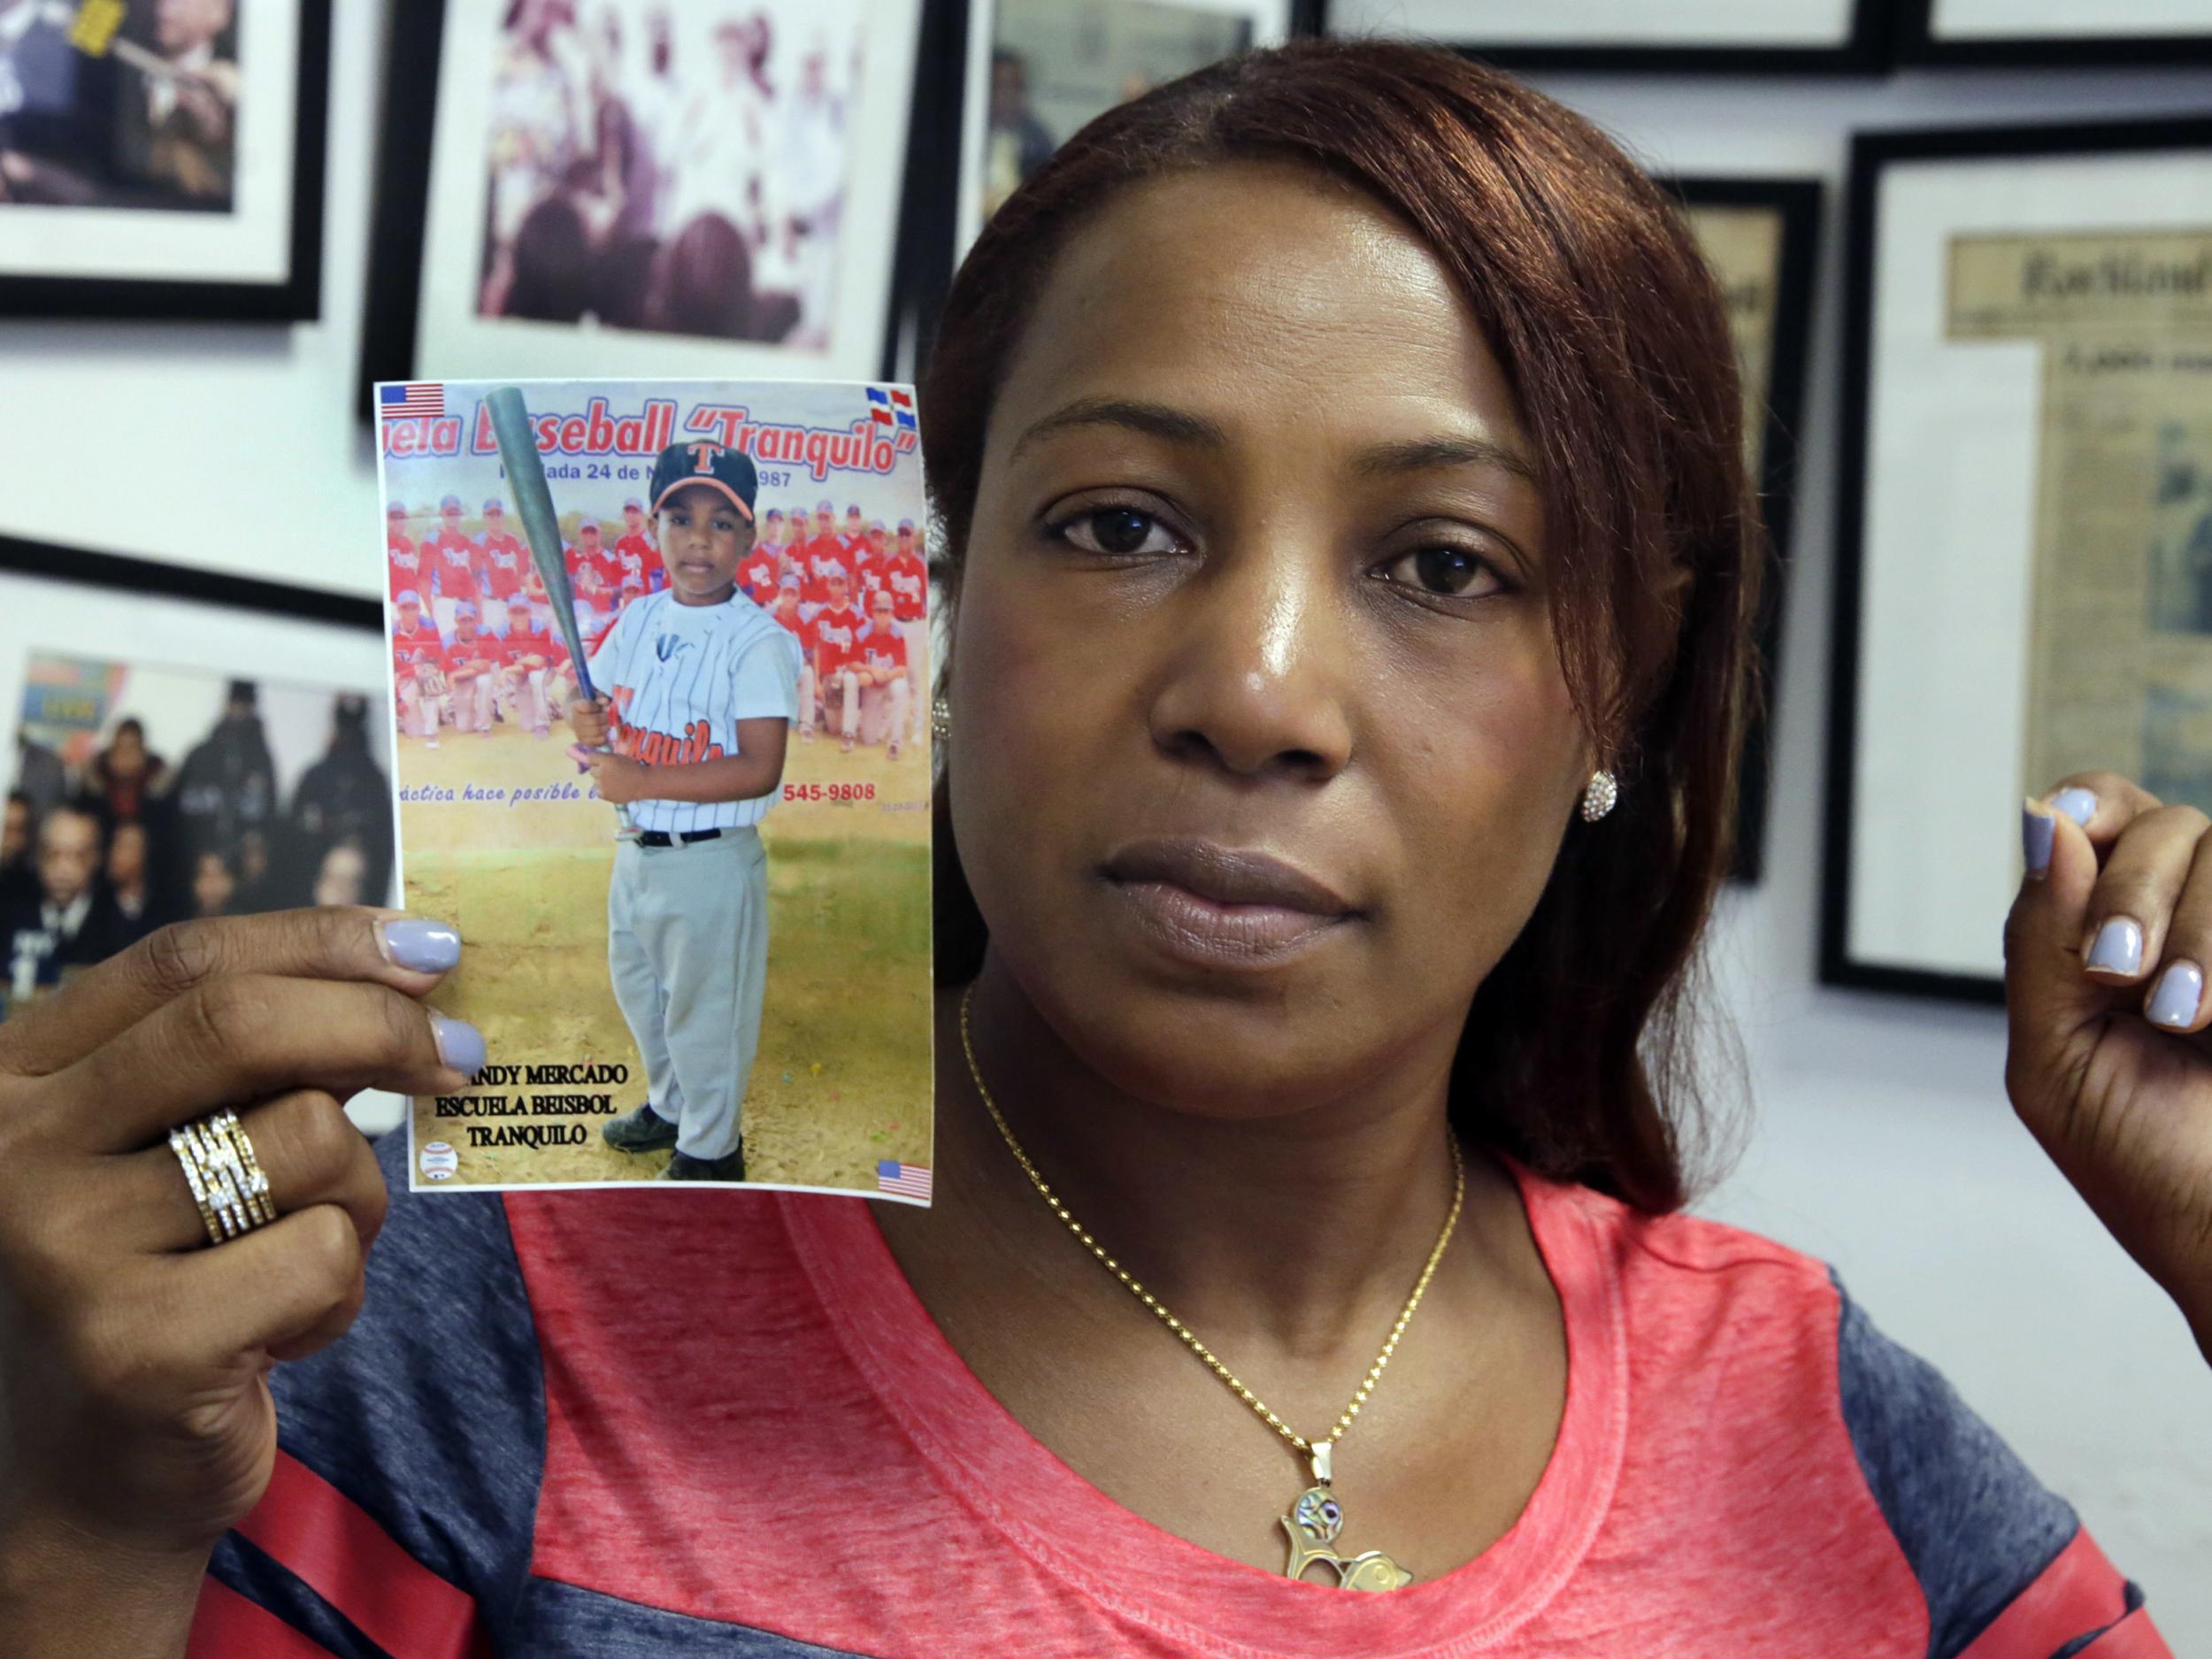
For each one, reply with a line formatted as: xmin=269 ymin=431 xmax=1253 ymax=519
xmin=957 ymin=987 xmax=1464 ymax=1591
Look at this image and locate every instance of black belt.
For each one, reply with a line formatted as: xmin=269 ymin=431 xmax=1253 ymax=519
xmin=634 ymin=828 xmax=724 ymax=848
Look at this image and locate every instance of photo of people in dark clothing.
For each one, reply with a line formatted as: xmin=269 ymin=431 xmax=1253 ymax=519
xmin=0 ymin=0 xmax=242 ymax=211
xmin=3 ymin=661 xmax=392 ymax=1010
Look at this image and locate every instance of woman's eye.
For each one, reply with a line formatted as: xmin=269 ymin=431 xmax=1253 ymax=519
xmin=1382 ymin=545 xmax=1502 ymax=598
xmin=1054 ymin=507 xmax=1175 ymax=557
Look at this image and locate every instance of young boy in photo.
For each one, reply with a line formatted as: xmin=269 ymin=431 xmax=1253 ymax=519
xmin=569 ymin=441 xmax=803 ymax=1182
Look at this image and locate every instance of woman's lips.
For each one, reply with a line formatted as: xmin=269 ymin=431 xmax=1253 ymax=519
xmin=1102 ymin=838 xmax=1358 ymax=968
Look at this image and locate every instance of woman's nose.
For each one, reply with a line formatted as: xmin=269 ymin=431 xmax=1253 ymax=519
xmin=1145 ymin=540 xmax=1355 ymax=783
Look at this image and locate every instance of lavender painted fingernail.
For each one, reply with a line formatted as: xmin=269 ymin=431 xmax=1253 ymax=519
xmin=378 ymin=918 xmax=462 ymax=973
xmin=2087 ymin=918 xmax=2144 ymax=977
xmin=2149 ymin=962 xmax=2203 ymax=1030
xmin=2049 ymin=787 xmax=2098 ymax=827
xmin=2023 ymin=802 xmax=2055 ymax=877
xmin=429 ymin=1011 xmax=487 ymax=1078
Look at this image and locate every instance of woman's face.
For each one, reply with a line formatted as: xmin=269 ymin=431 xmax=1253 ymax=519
xmin=951 ymin=160 xmax=1594 ymax=1116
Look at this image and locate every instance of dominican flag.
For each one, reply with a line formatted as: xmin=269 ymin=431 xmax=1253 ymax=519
xmin=380 ymin=382 xmax=445 ymax=419
xmin=876 ymin=1160 xmax=933 ymax=1202
xmin=866 ymin=387 xmax=918 ymax=432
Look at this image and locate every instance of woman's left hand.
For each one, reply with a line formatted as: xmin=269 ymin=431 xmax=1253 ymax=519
xmin=2007 ymin=772 xmax=2212 ymax=1364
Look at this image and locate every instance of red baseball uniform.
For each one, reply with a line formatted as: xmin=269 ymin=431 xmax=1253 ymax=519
xmin=479 ymin=532 xmax=528 ymax=604
xmin=858 ymin=621 xmax=907 ymax=680
xmin=734 ymin=548 xmax=780 ymax=608
xmin=774 ymin=606 xmax=813 ymax=657
xmin=423 ymin=527 xmax=480 ymax=603
xmin=387 ymin=533 xmax=424 ymax=603
xmin=810 ymin=603 xmax=865 ymax=675
xmin=615 ymin=532 xmax=661 ymax=593
xmin=803 ymin=548 xmax=851 ymax=608
xmin=879 ymin=550 xmax=927 ymax=623
xmin=443 ymin=634 xmax=505 ymax=685
xmin=566 ymin=541 xmax=618 ymax=607
xmin=503 ymin=624 xmax=565 ymax=671
xmin=391 ymin=625 xmax=441 ymax=680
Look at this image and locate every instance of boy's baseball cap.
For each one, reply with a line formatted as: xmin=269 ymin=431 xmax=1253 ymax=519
xmin=505 ymin=595 xmax=532 ymax=610
xmin=483 ymin=497 xmax=505 ymax=512
xmin=897 ymin=518 xmax=915 ymax=533
xmin=623 ymin=495 xmax=644 ymax=511
xmin=453 ymin=600 xmax=478 ymax=618
xmin=779 ymin=572 xmax=802 ymax=589
xmin=396 ymin=588 xmax=423 ymax=608
xmin=386 ymin=500 xmax=406 ymax=517
xmin=440 ymin=493 xmax=464 ymax=511
xmin=650 ymin=441 xmax=758 ymax=521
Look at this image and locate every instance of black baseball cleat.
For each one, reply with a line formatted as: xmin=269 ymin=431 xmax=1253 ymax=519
xmin=658 ymin=1146 xmax=746 ymax=1182
xmin=601 ymin=1102 xmax=680 ymax=1152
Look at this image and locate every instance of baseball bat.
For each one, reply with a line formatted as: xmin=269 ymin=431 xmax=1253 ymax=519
xmin=483 ymin=386 xmax=636 ymax=836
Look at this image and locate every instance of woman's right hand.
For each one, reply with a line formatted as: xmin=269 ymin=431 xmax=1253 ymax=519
xmin=0 ymin=909 xmax=478 ymax=1651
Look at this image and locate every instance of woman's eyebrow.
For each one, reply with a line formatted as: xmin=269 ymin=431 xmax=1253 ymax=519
xmin=1008 ymin=398 xmax=1536 ymax=485
xmin=1009 ymin=397 xmax=1229 ymax=461
xmin=1349 ymin=434 xmax=1538 ymax=483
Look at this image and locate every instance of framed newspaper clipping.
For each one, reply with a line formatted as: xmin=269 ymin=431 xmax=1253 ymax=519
xmin=1897 ymin=0 xmax=2212 ymax=67
xmin=1317 ymin=0 xmax=1889 ymax=73
xmin=1672 ymin=177 xmax=1822 ymax=886
xmin=1825 ymin=118 xmax=2212 ymax=1002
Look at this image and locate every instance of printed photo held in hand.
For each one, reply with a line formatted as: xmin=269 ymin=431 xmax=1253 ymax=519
xmin=376 ymin=376 xmax=933 ymax=1195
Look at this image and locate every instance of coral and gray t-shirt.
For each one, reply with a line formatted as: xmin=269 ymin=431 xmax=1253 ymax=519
xmin=188 ymin=1135 xmax=2170 ymax=1657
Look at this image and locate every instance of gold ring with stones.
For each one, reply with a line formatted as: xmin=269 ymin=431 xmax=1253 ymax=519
xmin=168 ymin=1110 xmax=278 ymax=1247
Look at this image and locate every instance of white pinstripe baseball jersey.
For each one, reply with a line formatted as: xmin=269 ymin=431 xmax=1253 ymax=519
xmin=587 ymin=590 xmax=803 ymax=833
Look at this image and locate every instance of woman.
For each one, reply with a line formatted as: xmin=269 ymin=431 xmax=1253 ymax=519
xmin=0 ymin=41 xmax=2203 ymax=1655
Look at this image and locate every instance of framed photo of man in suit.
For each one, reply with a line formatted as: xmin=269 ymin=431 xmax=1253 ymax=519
xmin=0 ymin=0 xmax=331 ymax=319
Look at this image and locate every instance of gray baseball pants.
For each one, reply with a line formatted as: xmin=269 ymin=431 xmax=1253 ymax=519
xmin=607 ymin=827 xmax=769 ymax=1161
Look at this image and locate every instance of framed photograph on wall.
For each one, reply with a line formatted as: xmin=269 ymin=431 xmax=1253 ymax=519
xmin=1317 ymin=0 xmax=1889 ymax=73
xmin=0 ymin=536 xmax=403 ymax=1129
xmin=357 ymin=0 xmax=927 ymax=411
xmin=1671 ymin=177 xmax=1822 ymax=886
xmin=955 ymin=0 xmax=1296 ymax=261
xmin=1824 ymin=119 xmax=2212 ymax=1002
xmin=1896 ymin=0 xmax=2212 ymax=67
xmin=0 ymin=0 xmax=330 ymax=319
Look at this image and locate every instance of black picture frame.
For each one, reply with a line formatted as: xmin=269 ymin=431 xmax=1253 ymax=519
xmin=0 ymin=0 xmax=332 ymax=322
xmin=1668 ymin=177 xmax=1822 ymax=887
xmin=356 ymin=0 xmax=949 ymax=421
xmin=1823 ymin=116 xmax=2212 ymax=1005
xmin=1315 ymin=0 xmax=1891 ymax=74
xmin=0 ymin=535 xmax=380 ymax=630
xmin=1893 ymin=0 xmax=2212 ymax=68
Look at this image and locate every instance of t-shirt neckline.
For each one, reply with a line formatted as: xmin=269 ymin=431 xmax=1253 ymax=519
xmin=780 ymin=1152 xmax=1628 ymax=1659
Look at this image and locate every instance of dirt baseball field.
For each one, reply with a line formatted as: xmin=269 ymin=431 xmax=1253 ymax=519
xmin=396 ymin=715 xmax=933 ymax=1194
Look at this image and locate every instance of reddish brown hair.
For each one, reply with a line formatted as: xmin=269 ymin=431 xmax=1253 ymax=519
xmin=921 ymin=38 xmax=1761 ymax=1214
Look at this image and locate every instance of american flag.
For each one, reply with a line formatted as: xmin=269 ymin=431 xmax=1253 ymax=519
xmin=876 ymin=1159 xmax=933 ymax=1202
xmin=865 ymin=386 xmax=918 ymax=432
xmin=381 ymin=382 xmax=445 ymax=419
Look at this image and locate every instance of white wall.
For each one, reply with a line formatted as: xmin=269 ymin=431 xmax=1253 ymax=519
xmin=3 ymin=7 xmax=2208 ymax=1637
xmin=1524 ymin=65 xmax=2212 ymax=1642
